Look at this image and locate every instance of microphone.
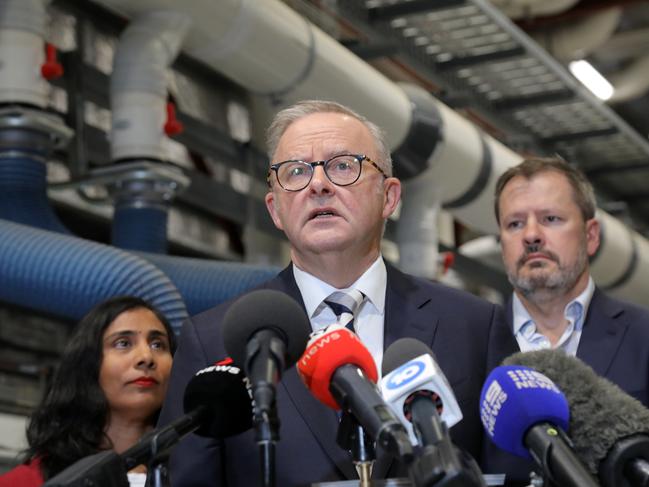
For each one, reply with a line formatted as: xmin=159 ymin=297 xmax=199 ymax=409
xmin=221 ymin=289 xmax=311 ymax=435
xmin=43 ymin=407 xmax=207 ymax=487
xmin=297 ymin=324 xmax=414 ymax=462
xmin=45 ymin=359 xmax=254 ymax=487
xmin=183 ymin=357 xmax=253 ymax=439
xmin=504 ymin=350 xmax=649 ymax=487
xmin=381 ymin=338 xmax=486 ymax=487
xmin=480 ymin=365 xmax=598 ymax=487
xmin=380 ymin=337 xmax=463 ymax=446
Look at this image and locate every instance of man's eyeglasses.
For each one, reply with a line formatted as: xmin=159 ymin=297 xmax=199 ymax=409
xmin=267 ymin=154 xmax=387 ymax=192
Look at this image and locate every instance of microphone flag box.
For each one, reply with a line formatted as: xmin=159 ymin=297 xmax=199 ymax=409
xmin=379 ymin=353 xmax=462 ymax=445
xmin=479 ymin=365 xmax=569 ymax=459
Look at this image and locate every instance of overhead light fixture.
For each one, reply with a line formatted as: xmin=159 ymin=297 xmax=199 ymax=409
xmin=569 ymin=60 xmax=614 ymax=101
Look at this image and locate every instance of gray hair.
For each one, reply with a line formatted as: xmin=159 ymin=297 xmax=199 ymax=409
xmin=265 ymin=100 xmax=393 ymax=177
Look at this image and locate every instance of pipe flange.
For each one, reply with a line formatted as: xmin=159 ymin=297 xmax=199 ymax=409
xmin=50 ymin=161 xmax=191 ymax=207
xmin=0 ymin=106 xmax=74 ymax=150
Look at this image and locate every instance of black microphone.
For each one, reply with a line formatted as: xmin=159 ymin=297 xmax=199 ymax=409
xmin=381 ymin=338 xmax=486 ymax=487
xmin=222 ymin=290 xmax=311 ymax=487
xmin=43 ymin=408 xmax=207 ymax=487
xmin=504 ymin=350 xmax=649 ymax=487
xmin=221 ymin=289 xmax=311 ymax=435
xmin=183 ymin=357 xmax=253 ymax=439
xmin=45 ymin=359 xmax=257 ymax=487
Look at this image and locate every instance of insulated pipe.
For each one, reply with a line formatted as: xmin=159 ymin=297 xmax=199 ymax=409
xmin=95 ymin=0 xmax=412 ymax=163
xmin=137 ymin=252 xmax=279 ymax=315
xmin=531 ymin=8 xmax=621 ymax=61
xmin=83 ymin=0 xmax=649 ymax=304
xmin=0 ymin=219 xmax=189 ymax=331
xmin=489 ymin=0 xmax=579 ymax=19
xmin=110 ymin=11 xmax=191 ymax=252
xmin=110 ymin=11 xmax=191 ymax=161
xmin=608 ymin=55 xmax=649 ymax=104
xmin=0 ymin=0 xmax=49 ymax=107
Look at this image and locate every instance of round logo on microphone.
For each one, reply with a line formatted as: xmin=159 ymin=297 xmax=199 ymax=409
xmin=385 ymin=360 xmax=425 ymax=390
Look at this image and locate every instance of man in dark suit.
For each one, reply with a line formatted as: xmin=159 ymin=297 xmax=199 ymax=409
xmin=485 ymin=156 xmax=649 ymax=485
xmin=158 ymin=100 xmax=512 ymax=486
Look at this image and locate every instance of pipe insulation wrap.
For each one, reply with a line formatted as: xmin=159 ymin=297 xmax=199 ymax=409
xmin=392 ymin=83 xmax=442 ymax=179
xmin=0 ymin=0 xmax=48 ymax=106
xmin=607 ymin=232 xmax=649 ymax=305
xmin=96 ymin=0 xmax=413 ymax=151
xmin=393 ymin=83 xmax=444 ymax=276
xmin=532 ymin=8 xmax=621 ymax=61
xmin=110 ymin=93 xmax=168 ymax=160
xmin=447 ymin=136 xmax=522 ymax=235
xmin=110 ymin=11 xmax=191 ymax=161
xmin=589 ymin=212 xmax=637 ymax=289
xmin=0 ymin=219 xmax=189 ymax=331
xmin=45 ymin=0 xmax=649 ymax=304
xmin=138 ymin=252 xmax=279 ymax=316
xmin=396 ymin=172 xmax=442 ymax=279
xmin=111 ymin=10 xmax=191 ymax=96
xmin=0 ymin=155 xmax=69 ymax=233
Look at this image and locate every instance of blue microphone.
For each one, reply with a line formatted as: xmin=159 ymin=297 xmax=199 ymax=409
xmin=480 ymin=365 xmax=598 ymax=487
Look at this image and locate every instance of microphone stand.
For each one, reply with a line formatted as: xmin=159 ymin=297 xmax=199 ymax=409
xmin=337 ymin=412 xmax=376 ymax=486
xmin=408 ymin=399 xmax=486 ymax=487
xmin=43 ymin=408 xmax=205 ymax=487
xmin=245 ymin=330 xmax=285 ymax=487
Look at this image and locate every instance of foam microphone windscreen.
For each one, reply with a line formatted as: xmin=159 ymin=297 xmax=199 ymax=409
xmin=183 ymin=359 xmax=253 ymax=438
xmin=222 ymin=289 xmax=311 ymax=368
xmin=381 ymin=337 xmax=437 ymax=375
xmin=480 ymin=365 xmax=570 ymax=459
xmin=297 ymin=324 xmax=378 ymax=409
xmin=503 ymin=350 xmax=649 ymax=474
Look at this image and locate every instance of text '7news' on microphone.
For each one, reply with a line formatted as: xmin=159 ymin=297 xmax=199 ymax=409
xmin=42 ymin=359 xmax=250 ymax=487
xmin=221 ymin=289 xmax=311 ymax=439
xmin=297 ymin=324 xmax=414 ymax=463
xmin=480 ymin=365 xmax=598 ymax=487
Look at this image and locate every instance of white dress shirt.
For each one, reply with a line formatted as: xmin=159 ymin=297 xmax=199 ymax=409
xmin=512 ymin=276 xmax=595 ymax=356
xmin=292 ymin=256 xmax=387 ymax=375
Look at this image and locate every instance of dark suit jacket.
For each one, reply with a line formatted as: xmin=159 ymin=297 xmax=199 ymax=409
xmin=158 ymin=262 xmax=513 ymax=487
xmin=483 ymin=287 xmax=649 ymax=486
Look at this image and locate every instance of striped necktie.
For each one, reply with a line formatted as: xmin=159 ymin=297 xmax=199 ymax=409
xmin=324 ymin=289 xmax=365 ymax=333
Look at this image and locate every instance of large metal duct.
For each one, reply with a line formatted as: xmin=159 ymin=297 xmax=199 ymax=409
xmin=86 ymin=0 xmax=649 ymax=305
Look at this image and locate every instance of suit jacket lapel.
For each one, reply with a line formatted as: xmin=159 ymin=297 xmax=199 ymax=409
xmin=577 ymin=288 xmax=628 ymax=377
xmin=373 ymin=263 xmax=440 ymax=480
xmin=269 ymin=265 xmax=358 ymax=480
xmin=383 ymin=263 xmax=440 ymax=353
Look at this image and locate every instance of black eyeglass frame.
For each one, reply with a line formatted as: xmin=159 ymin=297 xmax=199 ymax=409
xmin=266 ymin=154 xmax=388 ymax=191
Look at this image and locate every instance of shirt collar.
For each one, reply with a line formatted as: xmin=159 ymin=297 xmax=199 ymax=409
xmin=512 ymin=275 xmax=596 ymax=335
xmin=293 ymin=256 xmax=387 ymax=319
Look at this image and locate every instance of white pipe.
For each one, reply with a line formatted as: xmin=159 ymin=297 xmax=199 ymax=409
xmin=531 ymin=8 xmax=621 ymax=61
xmin=0 ymin=0 xmax=49 ymax=107
xmin=91 ymin=0 xmax=649 ymax=306
xmin=94 ymin=0 xmax=412 ymax=153
xmin=110 ymin=11 xmax=191 ymax=161
xmin=608 ymin=55 xmax=649 ymax=104
xmin=489 ymin=0 xmax=579 ymax=19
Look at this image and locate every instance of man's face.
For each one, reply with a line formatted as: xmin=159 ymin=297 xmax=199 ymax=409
xmin=498 ymin=171 xmax=600 ymax=300
xmin=265 ymin=112 xmax=400 ymax=262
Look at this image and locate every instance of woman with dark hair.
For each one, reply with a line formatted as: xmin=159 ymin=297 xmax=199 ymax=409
xmin=0 ymin=295 xmax=176 ymax=486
